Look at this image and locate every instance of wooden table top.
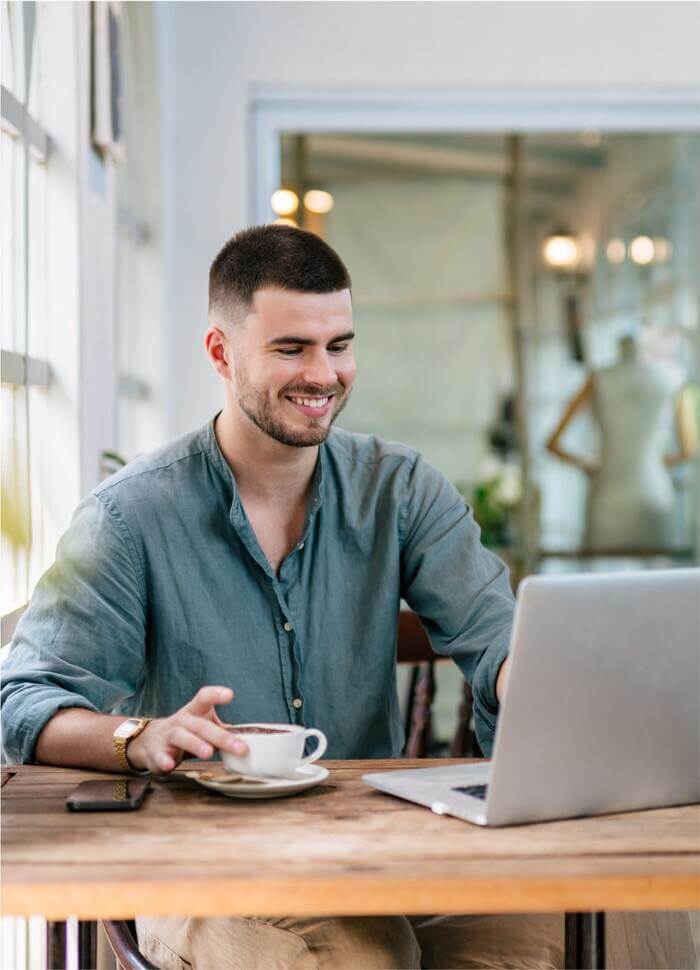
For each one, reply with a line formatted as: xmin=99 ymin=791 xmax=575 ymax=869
xmin=2 ymin=760 xmax=699 ymax=919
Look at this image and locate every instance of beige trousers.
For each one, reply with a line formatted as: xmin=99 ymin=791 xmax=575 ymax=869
xmin=136 ymin=912 xmax=564 ymax=969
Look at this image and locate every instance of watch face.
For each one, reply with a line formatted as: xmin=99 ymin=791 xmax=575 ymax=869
xmin=114 ymin=718 xmax=143 ymax=739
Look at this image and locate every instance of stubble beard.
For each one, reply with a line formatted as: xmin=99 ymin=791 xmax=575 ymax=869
xmin=234 ymin=366 xmax=351 ymax=448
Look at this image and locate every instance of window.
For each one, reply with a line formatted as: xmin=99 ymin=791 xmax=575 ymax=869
xmin=1 ymin=11 xmax=123 ymax=967
xmin=1 ymin=1 xmax=51 ymax=647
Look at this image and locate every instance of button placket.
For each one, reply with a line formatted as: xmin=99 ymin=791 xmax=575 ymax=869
xmin=266 ymin=579 xmax=295 ymax=713
xmin=285 ymin=623 xmax=305 ymax=721
xmin=231 ymin=499 xmax=279 ymax=581
xmin=273 ymin=588 xmax=304 ymax=721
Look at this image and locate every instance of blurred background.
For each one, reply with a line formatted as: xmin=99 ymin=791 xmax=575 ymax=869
xmin=4 ymin=0 xmax=700 ymax=727
xmin=3 ymin=2 xmax=700 ymax=712
xmin=2 ymin=1 xmax=700 ymax=961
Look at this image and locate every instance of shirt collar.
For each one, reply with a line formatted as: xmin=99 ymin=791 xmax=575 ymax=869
xmin=202 ymin=413 xmax=326 ymax=525
xmin=202 ymin=413 xmax=239 ymax=502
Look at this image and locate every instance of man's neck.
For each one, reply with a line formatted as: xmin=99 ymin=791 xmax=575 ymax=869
xmin=214 ymin=401 xmax=319 ymax=506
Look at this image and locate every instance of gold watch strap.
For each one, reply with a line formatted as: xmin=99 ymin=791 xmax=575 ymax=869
xmin=113 ymin=717 xmax=152 ymax=772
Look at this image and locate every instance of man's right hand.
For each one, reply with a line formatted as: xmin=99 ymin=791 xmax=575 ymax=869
xmin=127 ymin=685 xmax=248 ymax=774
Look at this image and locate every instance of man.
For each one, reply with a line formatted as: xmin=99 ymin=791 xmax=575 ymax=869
xmin=2 ymin=226 xmax=562 ymax=969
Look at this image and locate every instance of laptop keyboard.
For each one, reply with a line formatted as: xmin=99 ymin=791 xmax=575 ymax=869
xmin=452 ymin=783 xmax=489 ymax=800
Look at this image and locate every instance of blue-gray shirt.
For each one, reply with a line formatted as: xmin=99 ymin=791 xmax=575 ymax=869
xmin=1 ymin=418 xmax=514 ymax=765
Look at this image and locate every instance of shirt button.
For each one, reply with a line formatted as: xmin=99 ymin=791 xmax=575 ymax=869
xmin=283 ymin=621 xmax=293 ymax=632
xmin=292 ymin=698 xmax=303 ymax=709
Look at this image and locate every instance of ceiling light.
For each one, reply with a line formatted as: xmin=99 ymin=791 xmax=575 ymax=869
xmin=304 ymin=190 xmax=334 ymax=215
xmin=542 ymin=232 xmax=580 ymax=270
xmin=606 ymin=238 xmax=626 ymax=264
xmin=271 ymin=189 xmax=299 ymax=217
xmin=629 ymin=236 xmax=655 ymax=265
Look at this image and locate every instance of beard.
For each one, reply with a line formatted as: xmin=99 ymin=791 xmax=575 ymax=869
xmin=233 ymin=365 xmax=351 ymax=448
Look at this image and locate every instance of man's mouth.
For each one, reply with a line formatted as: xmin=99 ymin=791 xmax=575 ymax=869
xmin=284 ymin=394 xmax=335 ymax=417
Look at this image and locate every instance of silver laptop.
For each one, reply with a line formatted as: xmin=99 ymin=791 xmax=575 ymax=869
xmin=364 ymin=569 xmax=700 ymax=826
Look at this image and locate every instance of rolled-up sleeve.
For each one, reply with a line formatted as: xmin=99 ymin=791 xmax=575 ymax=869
xmin=1 ymin=492 xmax=147 ymax=765
xmin=399 ymin=454 xmax=515 ymax=756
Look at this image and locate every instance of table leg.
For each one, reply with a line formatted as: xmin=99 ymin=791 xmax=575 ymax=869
xmin=565 ymin=912 xmax=606 ymax=969
xmin=78 ymin=920 xmax=97 ymax=969
xmin=46 ymin=921 xmax=67 ymax=970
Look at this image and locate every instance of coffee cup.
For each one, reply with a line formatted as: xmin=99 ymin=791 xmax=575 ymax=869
xmin=221 ymin=723 xmax=327 ymax=778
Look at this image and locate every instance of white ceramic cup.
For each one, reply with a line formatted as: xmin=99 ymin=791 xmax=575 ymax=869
xmin=221 ymin=723 xmax=328 ymax=778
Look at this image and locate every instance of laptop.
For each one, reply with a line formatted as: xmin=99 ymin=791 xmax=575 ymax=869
xmin=364 ymin=568 xmax=700 ymax=826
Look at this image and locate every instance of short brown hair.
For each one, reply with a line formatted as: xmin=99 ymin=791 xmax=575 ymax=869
xmin=209 ymin=224 xmax=352 ymax=325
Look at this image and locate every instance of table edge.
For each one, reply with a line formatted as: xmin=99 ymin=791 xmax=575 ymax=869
xmin=3 ymin=872 xmax=699 ymax=919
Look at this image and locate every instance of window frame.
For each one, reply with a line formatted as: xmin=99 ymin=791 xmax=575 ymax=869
xmin=0 ymin=10 xmax=52 ymax=642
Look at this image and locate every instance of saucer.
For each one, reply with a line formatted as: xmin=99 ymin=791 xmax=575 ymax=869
xmin=185 ymin=763 xmax=329 ymax=799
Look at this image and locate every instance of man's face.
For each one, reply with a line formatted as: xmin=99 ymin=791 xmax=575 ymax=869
xmin=228 ymin=287 xmax=356 ymax=448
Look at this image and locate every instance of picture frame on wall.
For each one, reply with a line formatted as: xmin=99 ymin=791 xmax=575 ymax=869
xmin=91 ymin=0 xmax=123 ymax=162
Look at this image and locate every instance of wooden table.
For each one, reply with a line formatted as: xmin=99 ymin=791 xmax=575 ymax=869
xmin=3 ymin=760 xmax=699 ymax=969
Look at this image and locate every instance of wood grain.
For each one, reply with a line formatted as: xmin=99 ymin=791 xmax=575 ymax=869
xmin=2 ymin=760 xmax=699 ymax=919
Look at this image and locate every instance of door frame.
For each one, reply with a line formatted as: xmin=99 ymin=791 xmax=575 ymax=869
xmin=247 ymin=85 xmax=700 ymax=223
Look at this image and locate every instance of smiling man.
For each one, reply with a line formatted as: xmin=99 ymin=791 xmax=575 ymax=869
xmin=1 ymin=225 xmax=559 ymax=969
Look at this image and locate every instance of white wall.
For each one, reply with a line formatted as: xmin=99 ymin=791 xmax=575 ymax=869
xmin=154 ymin=0 xmax=700 ymax=439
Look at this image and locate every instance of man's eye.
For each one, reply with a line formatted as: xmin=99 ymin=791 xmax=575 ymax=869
xmin=277 ymin=348 xmax=301 ymax=357
xmin=329 ymin=344 xmax=349 ymax=355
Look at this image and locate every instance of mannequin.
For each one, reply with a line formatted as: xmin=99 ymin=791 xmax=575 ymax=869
xmin=546 ymin=335 xmax=698 ymax=552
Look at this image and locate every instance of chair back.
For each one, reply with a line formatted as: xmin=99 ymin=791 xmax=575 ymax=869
xmin=397 ymin=610 xmax=481 ymax=758
xmin=101 ymin=920 xmax=157 ymax=970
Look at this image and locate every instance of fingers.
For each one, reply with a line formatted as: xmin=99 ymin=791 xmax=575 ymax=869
xmin=167 ymin=725 xmax=221 ymax=761
xmin=180 ymin=714 xmax=248 ymax=756
xmin=157 ymin=751 xmax=177 ymax=773
xmin=153 ymin=688 xmax=244 ymax=769
xmin=187 ymin=685 xmax=233 ymax=716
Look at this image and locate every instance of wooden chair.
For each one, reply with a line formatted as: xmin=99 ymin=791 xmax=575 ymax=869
xmin=100 ymin=610 xmax=479 ymax=970
xmin=397 ymin=610 xmax=482 ymax=759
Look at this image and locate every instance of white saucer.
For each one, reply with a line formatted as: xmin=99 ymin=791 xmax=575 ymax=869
xmin=185 ymin=763 xmax=329 ymax=799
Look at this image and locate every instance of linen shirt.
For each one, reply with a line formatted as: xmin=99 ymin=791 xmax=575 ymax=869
xmin=1 ymin=418 xmax=514 ymax=765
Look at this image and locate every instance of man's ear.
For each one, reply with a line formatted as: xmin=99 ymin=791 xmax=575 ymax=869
xmin=204 ymin=326 xmax=233 ymax=380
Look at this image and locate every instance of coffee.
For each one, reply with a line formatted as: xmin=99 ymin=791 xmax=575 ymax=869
xmin=228 ymin=726 xmax=291 ymax=736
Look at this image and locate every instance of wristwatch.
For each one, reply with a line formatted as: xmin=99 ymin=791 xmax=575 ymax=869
xmin=113 ymin=717 xmax=152 ymax=772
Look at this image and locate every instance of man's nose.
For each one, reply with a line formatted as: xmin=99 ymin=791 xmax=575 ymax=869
xmin=301 ymin=352 xmax=337 ymax=387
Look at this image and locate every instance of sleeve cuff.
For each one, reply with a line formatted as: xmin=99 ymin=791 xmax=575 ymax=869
xmin=470 ymin=628 xmax=511 ymax=758
xmin=471 ymin=626 xmax=511 ymax=717
xmin=1 ymin=690 xmax=98 ymax=766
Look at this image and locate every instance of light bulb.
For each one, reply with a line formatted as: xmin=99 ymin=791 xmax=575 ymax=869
xmin=304 ymin=190 xmax=334 ymax=215
xmin=653 ymin=237 xmax=673 ymax=263
xmin=629 ymin=236 xmax=655 ymax=265
xmin=271 ymin=189 xmax=299 ymax=217
xmin=542 ymin=235 xmax=580 ymax=270
xmin=606 ymin=238 xmax=626 ymax=264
